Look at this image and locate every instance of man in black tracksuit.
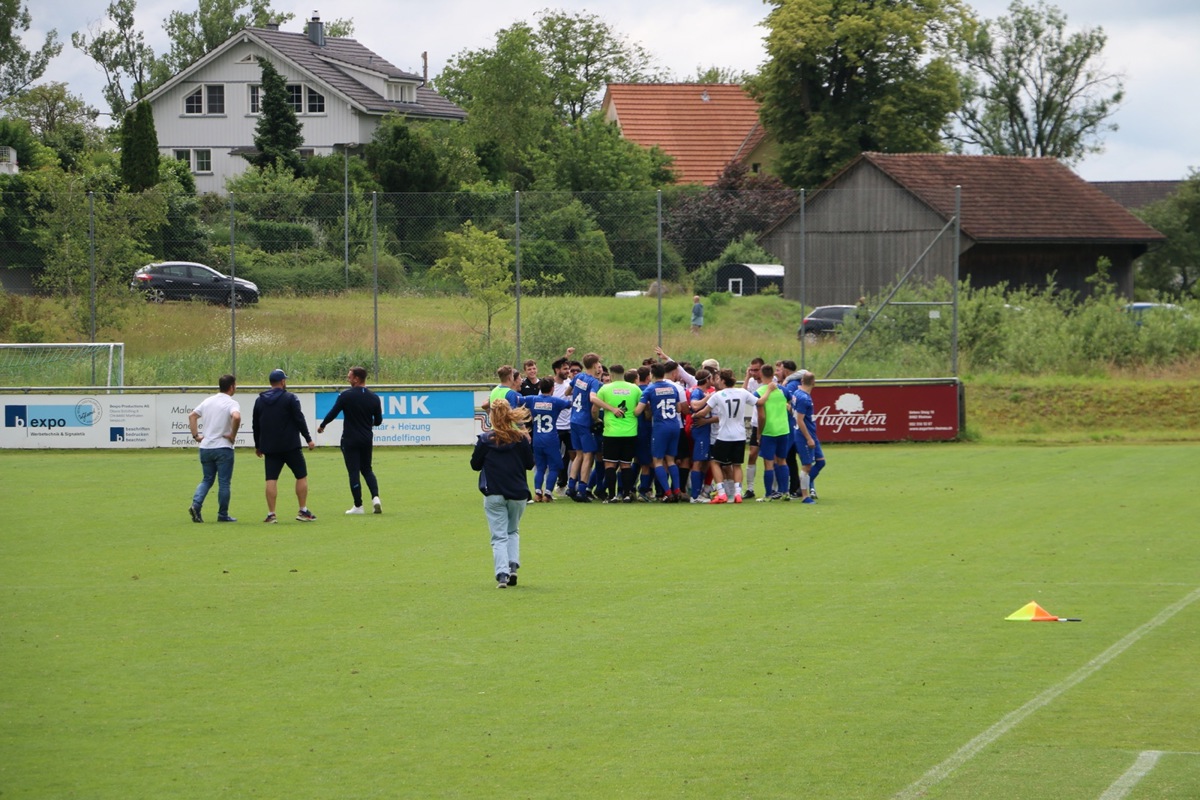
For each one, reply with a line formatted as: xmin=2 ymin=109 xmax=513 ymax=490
xmin=318 ymin=366 xmax=384 ymax=515
xmin=253 ymin=368 xmax=316 ymax=523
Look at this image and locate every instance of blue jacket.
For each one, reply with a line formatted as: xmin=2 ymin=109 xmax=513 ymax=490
xmin=253 ymin=387 xmax=313 ymax=453
xmin=470 ymin=433 xmax=534 ymax=500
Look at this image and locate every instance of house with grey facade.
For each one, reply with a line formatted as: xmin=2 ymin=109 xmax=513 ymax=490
xmin=760 ymin=153 xmax=1165 ymax=307
xmin=139 ymin=13 xmax=466 ymax=194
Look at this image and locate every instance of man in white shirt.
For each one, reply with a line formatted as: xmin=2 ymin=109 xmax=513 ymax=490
xmin=188 ymin=374 xmax=241 ymax=522
xmin=697 ymin=369 xmax=775 ymax=503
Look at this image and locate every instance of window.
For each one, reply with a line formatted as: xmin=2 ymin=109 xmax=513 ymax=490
xmin=185 ymin=88 xmax=204 ymax=114
xmin=183 ymin=84 xmax=226 ymax=115
xmin=386 ymin=82 xmax=416 ymax=103
xmin=251 ymin=83 xmax=325 ymax=115
xmin=206 ymin=85 xmax=224 ymax=114
xmin=174 ymin=150 xmax=190 ymax=162
xmin=194 ymin=149 xmax=211 ymax=172
xmin=306 ymin=87 xmax=324 ymax=113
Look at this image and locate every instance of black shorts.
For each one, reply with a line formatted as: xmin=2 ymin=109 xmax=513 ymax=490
xmin=264 ymin=448 xmax=308 ymax=481
xmin=602 ymin=435 xmax=638 ymax=465
xmin=711 ymin=439 xmax=746 ymax=466
xmin=748 ymin=426 xmax=760 ymax=447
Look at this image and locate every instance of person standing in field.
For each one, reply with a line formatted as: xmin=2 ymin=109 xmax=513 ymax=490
xmin=698 ymin=369 xmax=776 ymax=503
xmin=566 ymin=352 xmax=604 ymax=502
xmin=635 ymin=361 xmax=687 ymax=502
xmin=755 ymin=363 xmax=793 ymax=502
xmin=518 ymin=359 xmax=540 ymax=397
xmin=791 ymin=369 xmax=823 ymax=504
xmin=521 ymin=378 xmax=572 ymax=502
xmin=471 ymin=398 xmax=534 ymax=589
xmin=188 ymin=373 xmax=241 ymax=523
xmin=593 ymin=367 xmax=641 ymax=502
xmin=253 ymin=368 xmax=317 ymax=523
xmin=482 ymin=365 xmax=522 ymax=412
xmin=691 ymin=295 xmax=704 ymax=334
xmin=317 ymin=366 xmax=384 ymax=515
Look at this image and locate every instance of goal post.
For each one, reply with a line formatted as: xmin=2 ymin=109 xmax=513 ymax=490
xmin=0 ymin=343 xmax=125 ymax=388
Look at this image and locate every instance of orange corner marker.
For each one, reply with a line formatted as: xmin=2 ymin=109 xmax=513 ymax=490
xmin=1006 ymin=601 xmax=1061 ymax=621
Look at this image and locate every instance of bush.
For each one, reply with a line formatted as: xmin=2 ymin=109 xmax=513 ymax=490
xmin=522 ymin=301 xmax=591 ymax=364
xmin=611 ymin=269 xmax=641 ymax=293
xmin=240 ymin=219 xmax=318 ymax=253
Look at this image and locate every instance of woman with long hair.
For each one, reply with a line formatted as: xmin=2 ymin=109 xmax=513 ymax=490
xmin=470 ymin=399 xmax=534 ymax=588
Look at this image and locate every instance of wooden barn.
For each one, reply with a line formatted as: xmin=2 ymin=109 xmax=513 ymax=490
xmin=760 ymin=153 xmax=1166 ymax=307
xmin=714 ymin=263 xmax=784 ymax=295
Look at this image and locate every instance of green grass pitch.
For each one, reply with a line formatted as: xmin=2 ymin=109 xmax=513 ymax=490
xmin=2 ymin=443 xmax=1198 ymax=798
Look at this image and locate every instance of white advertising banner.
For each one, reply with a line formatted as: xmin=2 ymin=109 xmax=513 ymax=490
xmin=2 ymin=395 xmax=156 ymax=449
xmin=2 ymin=391 xmax=485 ymax=449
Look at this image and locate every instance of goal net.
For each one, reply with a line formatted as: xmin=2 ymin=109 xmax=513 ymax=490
xmin=0 ymin=343 xmax=125 ymax=388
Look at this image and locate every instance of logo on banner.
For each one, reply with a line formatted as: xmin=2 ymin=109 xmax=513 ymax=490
xmin=110 ymin=427 xmax=125 ymax=442
xmin=814 ymin=392 xmax=888 ymax=434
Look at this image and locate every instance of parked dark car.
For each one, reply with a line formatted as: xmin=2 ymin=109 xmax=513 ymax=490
xmin=798 ymin=305 xmax=857 ymax=339
xmin=131 ymin=262 xmax=259 ymax=305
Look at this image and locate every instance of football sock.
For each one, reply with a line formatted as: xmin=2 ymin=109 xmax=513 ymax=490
xmin=746 ymin=463 xmax=757 ymax=491
xmin=764 ymin=470 xmax=775 ymax=496
xmin=668 ymin=464 xmax=681 ymax=493
xmin=776 ymin=465 xmax=790 ymax=495
xmin=810 ymin=459 xmax=825 ymax=483
xmin=654 ymin=466 xmax=670 ymax=495
xmin=690 ymin=469 xmax=703 ymax=499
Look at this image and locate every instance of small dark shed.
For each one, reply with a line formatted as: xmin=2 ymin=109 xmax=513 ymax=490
xmin=760 ymin=153 xmax=1166 ymax=306
xmin=714 ymin=263 xmax=784 ymax=295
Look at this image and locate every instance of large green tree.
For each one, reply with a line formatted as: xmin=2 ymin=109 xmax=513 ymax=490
xmin=749 ymin=0 xmax=964 ymax=189
xmin=0 ymin=83 xmax=101 ymax=171
xmin=160 ymin=0 xmax=291 ymax=75
xmin=71 ymin=0 xmax=162 ymax=119
xmin=0 ymin=0 xmax=62 ymax=103
xmin=533 ymin=10 xmax=662 ymax=123
xmin=948 ymin=0 xmax=1123 ymax=163
xmin=1136 ymin=172 xmax=1200 ymax=299
xmin=436 ymin=22 xmax=554 ymax=188
xmin=249 ymin=58 xmax=303 ymax=176
xmin=365 ymin=115 xmax=452 ymax=193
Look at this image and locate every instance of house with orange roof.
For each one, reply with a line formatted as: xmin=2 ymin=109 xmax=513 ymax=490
xmin=600 ymin=84 xmax=776 ymax=186
xmin=759 ymin=153 xmax=1164 ymax=307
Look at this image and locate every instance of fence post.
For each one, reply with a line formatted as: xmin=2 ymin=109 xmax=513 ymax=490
xmin=88 ymin=191 xmax=97 ymax=384
xmin=656 ymin=190 xmax=663 ymax=346
xmin=952 ymin=185 xmax=961 ymax=377
xmin=372 ymin=191 xmax=379 ymax=378
xmin=515 ymin=189 xmax=522 ymax=363
xmin=229 ymin=192 xmax=237 ymax=376
xmin=799 ymin=188 xmax=807 ymax=369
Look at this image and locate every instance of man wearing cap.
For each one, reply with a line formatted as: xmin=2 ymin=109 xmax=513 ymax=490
xmin=253 ymin=369 xmax=317 ymax=523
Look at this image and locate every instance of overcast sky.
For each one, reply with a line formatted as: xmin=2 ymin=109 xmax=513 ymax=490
xmin=23 ymin=0 xmax=1200 ymax=182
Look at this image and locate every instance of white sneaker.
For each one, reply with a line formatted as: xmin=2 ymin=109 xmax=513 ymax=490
xmin=345 ymin=506 xmax=365 ymax=515
xmin=372 ymin=496 xmax=382 ymax=514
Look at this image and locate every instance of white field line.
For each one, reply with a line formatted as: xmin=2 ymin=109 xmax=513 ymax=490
xmin=1097 ymin=751 xmax=1163 ymax=800
xmin=895 ymin=586 xmax=1200 ymax=800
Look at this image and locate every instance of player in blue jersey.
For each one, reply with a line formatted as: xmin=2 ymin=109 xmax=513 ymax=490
xmin=566 ymin=353 xmax=605 ymax=501
xmin=521 ymin=378 xmax=573 ymax=502
xmin=791 ymin=369 xmax=822 ymax=503
xmin=635 ymin=361 xmax=687 ymax=502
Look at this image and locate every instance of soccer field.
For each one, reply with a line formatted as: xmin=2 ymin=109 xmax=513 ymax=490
xmin=1 ymin=444 xmax=1197 ymax=799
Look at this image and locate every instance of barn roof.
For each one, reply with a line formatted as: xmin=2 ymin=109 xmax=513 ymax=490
xmin=1090 ymin=180 xmax=1183 ymax=210
xmin=822 ymin=153 xmax=1164 ymax=244
xmin=601 ymin=84 xmax=762 ymax=185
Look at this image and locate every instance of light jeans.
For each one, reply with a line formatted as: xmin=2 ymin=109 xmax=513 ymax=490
xmin=482 ymin=494 xmax=524 ymax=578
xmin=193 ymin=447 xmax=235 ymax=516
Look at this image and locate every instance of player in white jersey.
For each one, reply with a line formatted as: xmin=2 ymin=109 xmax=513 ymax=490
xmin=696 ymin=369 xmax=776 ymax=503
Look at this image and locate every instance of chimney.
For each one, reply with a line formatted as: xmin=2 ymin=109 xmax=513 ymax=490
xmin=307 ymin=11 xmax=325 ymax=47
xmin=266 ymin=20 xmax=279 ymax=31
xmin=422 ymin=51 xmax=428 ymax=84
